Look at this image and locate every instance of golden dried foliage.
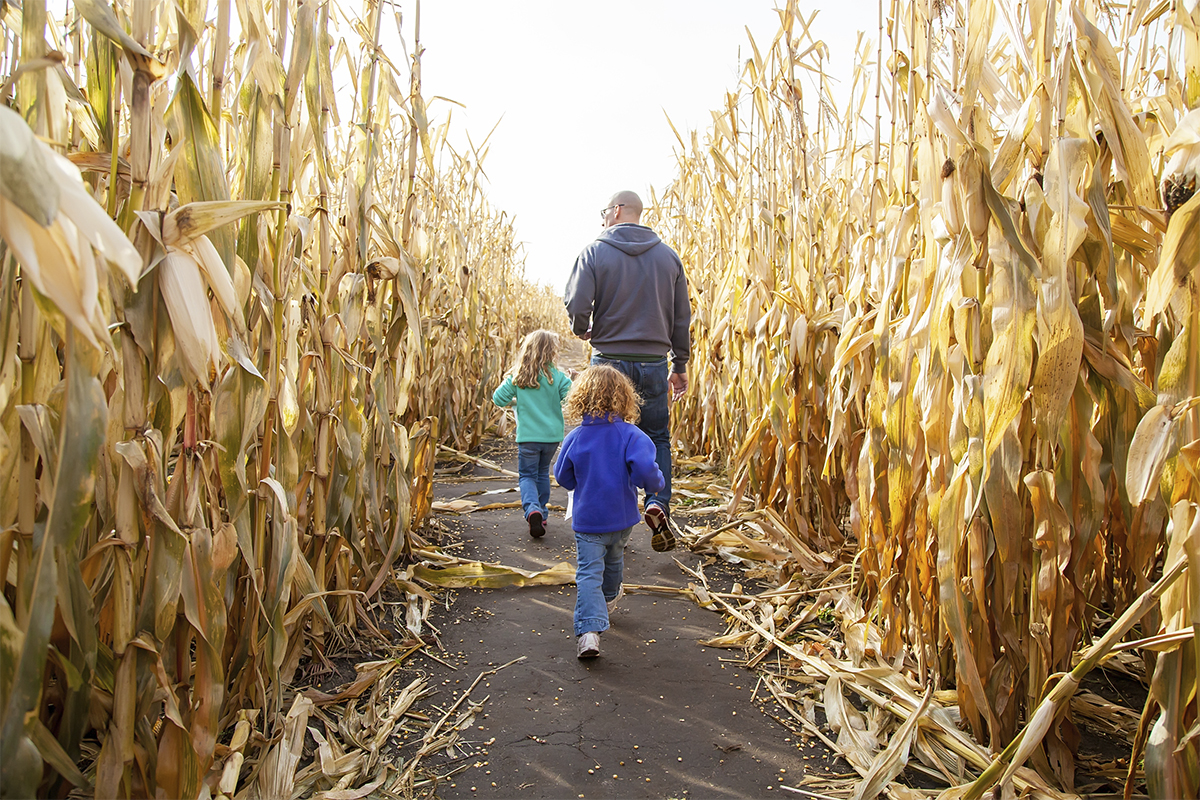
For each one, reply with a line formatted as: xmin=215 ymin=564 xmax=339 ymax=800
xmin=0 ymin=0 xmax=564 ymax=797
xmin=650 ymin=0 xmax=1200 ymax=795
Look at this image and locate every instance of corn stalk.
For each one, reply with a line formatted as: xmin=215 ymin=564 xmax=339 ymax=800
xmin=650 ymin=0 xmax=1200 ymax=793
xmin=0 ymin=0 xmax=563 ymax=797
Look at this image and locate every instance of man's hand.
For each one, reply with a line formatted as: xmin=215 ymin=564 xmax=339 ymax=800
xmin=578 ymin=330 xmax=592 ymax=341
xmin=669 ymin=371 xmax=688 ymax=401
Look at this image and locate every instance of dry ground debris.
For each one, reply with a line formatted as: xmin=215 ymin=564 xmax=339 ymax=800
xmin=283 ymin=436 xmax=1150 ymax=800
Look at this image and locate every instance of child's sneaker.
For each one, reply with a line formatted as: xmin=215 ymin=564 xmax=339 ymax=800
xmin=645 ymin=505 xmax=674 ymax=551
xmin=527 ymin=511 xmax=545 ymax=538
xmin=577 ymin=632 xmax=600 ymax=658
xmin=606 ymin=586 xmax=625 ymax=615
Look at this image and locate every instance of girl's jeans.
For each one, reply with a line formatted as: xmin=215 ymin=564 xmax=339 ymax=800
xmin=518 ymin=442 xmax=558 ymax=519
xmin=590 ymin=355 xmax=671 ymax=510
xmin=574 ymin=526 xmax=632 ymax=636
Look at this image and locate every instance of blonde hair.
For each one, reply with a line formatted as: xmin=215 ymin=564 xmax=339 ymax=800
xmin=565 ymin=365 xmax=642 ymax=424
xmin=513 ymin=329 xmax=560 ymax=389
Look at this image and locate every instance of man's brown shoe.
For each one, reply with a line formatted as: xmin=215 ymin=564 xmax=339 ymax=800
xmin=645 ymin=505 xmax=674 ymax=552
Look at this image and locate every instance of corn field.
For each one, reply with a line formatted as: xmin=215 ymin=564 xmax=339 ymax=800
xmin=651 ymin=0 xmax=1200 ymax=795
xmin=0 ymin=0 xmax=564 ymax=796
xmin=5 ymin=0 xmax=1200 ymax=796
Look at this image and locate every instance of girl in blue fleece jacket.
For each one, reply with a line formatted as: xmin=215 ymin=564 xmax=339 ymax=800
xmin=492 ymin=330 xmax=572 ymax=538
xmin=554 ymin=365 xmax=665 ymax=659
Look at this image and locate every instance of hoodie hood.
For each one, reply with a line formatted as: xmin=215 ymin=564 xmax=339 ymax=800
xmin=596 ymin=223 xmax=661 ymax=256
xmin=564 ymin=221 xmax=692 ymax=372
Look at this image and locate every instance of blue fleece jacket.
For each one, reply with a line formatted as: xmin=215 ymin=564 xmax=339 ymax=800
xmin=554 ymin=414 xmax=666 ymax=534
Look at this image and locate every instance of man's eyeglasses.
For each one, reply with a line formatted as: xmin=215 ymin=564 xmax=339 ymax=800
xmin=600 ymin=203 xmax=625 ymax=219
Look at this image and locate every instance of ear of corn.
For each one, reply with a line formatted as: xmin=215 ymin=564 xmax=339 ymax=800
xmin=0 ymin=0 xmax=565 ymax=796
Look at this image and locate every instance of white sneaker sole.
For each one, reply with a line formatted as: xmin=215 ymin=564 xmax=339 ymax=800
xmin=577 ymin=633 xmax=600 ymax=658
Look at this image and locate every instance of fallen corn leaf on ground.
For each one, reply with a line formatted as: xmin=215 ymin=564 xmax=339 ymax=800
xmin=291 ymin=436 xmax=1144 ymax=800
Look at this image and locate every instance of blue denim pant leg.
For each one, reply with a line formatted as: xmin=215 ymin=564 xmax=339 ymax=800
xmin=574 ymin=526 xmax=632 ymax=636
xmin=591 ymin=356 xmax=672 ymax=510
xmin=517 ymin=442 xmax=557 ymax=519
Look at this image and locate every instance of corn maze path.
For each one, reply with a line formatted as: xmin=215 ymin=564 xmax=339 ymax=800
xmin=407 ymin=438 xmax=844 ymax=799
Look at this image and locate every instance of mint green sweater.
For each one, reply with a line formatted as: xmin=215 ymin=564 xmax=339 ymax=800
xmin=492 ymin=366 xmax=572 ymax=443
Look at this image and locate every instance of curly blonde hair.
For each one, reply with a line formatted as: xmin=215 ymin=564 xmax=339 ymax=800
xmin=565 ymin=365 xmax=642 ymax=424
xmin=512 ymin=329 xmax=560 ymax=389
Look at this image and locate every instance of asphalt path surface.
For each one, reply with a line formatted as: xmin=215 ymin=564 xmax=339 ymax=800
xmin=407 ymin=438 xmax=840 ymax=800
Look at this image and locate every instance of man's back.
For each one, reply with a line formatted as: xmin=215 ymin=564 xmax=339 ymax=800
xmin=564 ymin=223 xmax=691 ymax=370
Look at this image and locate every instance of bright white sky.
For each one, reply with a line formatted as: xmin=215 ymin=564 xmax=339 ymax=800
xmin=403 ymin=0 xmax=879 ymax=292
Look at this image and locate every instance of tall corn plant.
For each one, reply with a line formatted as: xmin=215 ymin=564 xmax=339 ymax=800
xmin=0 ymin=0 xmax=562 ymax=797
xmin=652 ymin=0 xmax=1200 ymax=792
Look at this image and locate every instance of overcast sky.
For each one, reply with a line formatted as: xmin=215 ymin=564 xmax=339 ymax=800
xmin=408 ymin=1 xmax=878 ymax=292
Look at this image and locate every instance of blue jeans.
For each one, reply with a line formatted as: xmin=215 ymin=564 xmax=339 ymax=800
xmin=591 ymin=355 xmax=671 ymax=510
xmin=517 ymin=442 xmax=558 ymax=519
xmin=574 ymin=526 xmax=632 ymax=636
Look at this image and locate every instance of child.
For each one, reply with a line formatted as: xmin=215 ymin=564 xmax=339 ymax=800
xmin=492 ymin=330 xmax=572 ymax=537
xmin=554 ymin=365 xmax=665 ymax=659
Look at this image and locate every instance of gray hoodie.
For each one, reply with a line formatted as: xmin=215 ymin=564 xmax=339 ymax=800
xmin=563 ymin=224 xmax=691 ymax=373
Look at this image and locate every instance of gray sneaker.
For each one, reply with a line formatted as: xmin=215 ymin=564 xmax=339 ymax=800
xmin=606 ymin=586 xmax=625 ymax=616
xmin=577 ymin=632 xmax=600 ymax=658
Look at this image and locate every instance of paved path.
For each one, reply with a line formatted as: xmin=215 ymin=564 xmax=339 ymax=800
xmin=407 ymin=439 xmax=837 ymax=799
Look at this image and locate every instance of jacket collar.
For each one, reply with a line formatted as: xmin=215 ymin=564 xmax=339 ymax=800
xmin=581 ymin=413 xmax=623 ymax=426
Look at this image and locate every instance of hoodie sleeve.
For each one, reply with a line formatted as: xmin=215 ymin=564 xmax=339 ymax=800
xmin=626 ymin=429 xmax=665 ymax=493
xmin=492 ymin=375 xmax=516 ymax=408
xmin=557 ymin=368 xmax=573 ymax=402
xmin=670 ymin=261 xmax=692 ymax=373
xmin=563 ymin=249 xmax=595 ymax=338
xmin=554 ymin=436 xmax=577 ymax=491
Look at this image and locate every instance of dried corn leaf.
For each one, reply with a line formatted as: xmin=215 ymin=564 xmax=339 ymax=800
xmin=700 ymin=629 xmax=760 ymax=649
xmin=1126 ymin=404 xmax=1178 ymax=506
xmin=1031 ymin=139 xmax=1086 ymax=436
xmin=257 ymin=694 xmax=314 ymax=799
xmin=303 ymin=660 xmax=398 ymax=706
xmin=981 ymin=219 xmax=1037 ymax=460
xmin=431 ymin=499 xmax=478 ymax=514
xmin=412 ymin=560 xmax=575 ymax=589
xmin=1144 ymin=192 xmax=1200 ymax=321
xmin=824 ymin=673 xmax=878 ymax=771
xmin=851 ymin=688 xmax=934 ymax=800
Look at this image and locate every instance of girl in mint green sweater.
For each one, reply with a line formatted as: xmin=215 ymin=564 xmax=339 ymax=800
xmin=492 ymin=330 xmax=572 ymax=537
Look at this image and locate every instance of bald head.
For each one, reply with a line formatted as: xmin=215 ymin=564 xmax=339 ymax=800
xmin=604 ymin=190 xmax=643 ymax=226
xmin=609 ymin=191 xmax=643 ymax=216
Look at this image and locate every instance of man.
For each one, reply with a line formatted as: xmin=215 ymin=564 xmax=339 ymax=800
xmin=563 ymin=190 xmax=691 ymax=552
